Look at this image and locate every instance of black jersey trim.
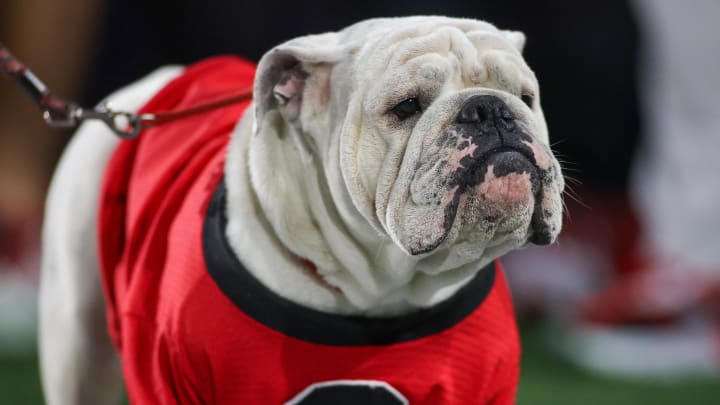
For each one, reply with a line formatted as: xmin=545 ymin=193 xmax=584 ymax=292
xmin=202 ymin=179 xmax=496 ymax=346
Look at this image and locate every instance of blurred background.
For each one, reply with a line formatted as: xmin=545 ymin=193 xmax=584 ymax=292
xmin=1 ymin=0 xmax=719 ymax=403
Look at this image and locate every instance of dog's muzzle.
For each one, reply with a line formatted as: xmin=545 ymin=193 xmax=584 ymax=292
xmin=439 ymin=95 xmax=543 ymax=241
xmin=450 ymin=94 xmax=540 ymax=192
xmin=400 ymin=94 xmax=557 ymax=255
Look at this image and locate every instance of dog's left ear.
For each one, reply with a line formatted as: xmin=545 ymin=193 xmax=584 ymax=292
xmin=503 ymin=30 xmax=526 ymax=53
xmin=254 ymin=33 xmax=343 ymax=131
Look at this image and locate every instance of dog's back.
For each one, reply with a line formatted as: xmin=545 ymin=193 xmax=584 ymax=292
xmin=39 ymin=66 xmax=182 ymax=404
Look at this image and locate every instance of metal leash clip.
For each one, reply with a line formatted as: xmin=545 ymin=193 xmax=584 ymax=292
xmin=44 ymin=101 xmax=152 ymax=139
xmin=1 ymin=42 xmax=146 ymax=139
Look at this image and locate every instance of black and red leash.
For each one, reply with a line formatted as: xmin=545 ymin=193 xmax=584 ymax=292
xmin=0 ymin=43 xmax=253 ymax=139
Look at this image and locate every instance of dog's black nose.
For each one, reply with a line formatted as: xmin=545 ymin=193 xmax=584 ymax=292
xmin=455 ymin=95 xmax=514 ymax=129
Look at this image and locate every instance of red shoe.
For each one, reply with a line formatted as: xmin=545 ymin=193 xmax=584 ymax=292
xmin=581 ymin=254 xmax=720 ymax=325
xmin=557 ymin=253 xmax=720 ymax=377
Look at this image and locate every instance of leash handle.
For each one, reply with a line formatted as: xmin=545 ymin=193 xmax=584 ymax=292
xmin=1 ymin=42 xmax=254 ymax=139
xmin=0 ymin=42 xmax=79 ymax=126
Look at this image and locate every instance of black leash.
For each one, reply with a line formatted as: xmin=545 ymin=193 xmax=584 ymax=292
xmin=0 ymin=43 xmax=253 ymax=139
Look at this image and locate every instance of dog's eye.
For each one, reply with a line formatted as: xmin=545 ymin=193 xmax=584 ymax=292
xmin=521 ymin=92 xmax=534 ymax=108
xmin=391 ymin=98 xmax=422 ymax=120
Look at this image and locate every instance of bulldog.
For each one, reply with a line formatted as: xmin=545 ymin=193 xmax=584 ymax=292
xmin=39 ymin=16 xmax=563 ymax=405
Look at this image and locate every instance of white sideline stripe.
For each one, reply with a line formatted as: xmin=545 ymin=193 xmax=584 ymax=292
xmin=560 ymin=320 xmax=720 ymax=377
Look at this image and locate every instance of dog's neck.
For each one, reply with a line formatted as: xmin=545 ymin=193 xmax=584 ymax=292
xmin=223 ymin=108 xmax=490 ymax=316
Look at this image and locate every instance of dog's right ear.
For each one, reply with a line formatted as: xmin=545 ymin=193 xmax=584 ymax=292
xmin=254 ymin=33 xmax=343 ymax=134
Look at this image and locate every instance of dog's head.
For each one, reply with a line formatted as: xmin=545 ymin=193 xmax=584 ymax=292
xmin=249 ymin=16 xmax=563 ymax=308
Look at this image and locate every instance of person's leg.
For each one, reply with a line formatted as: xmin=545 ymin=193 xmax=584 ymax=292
xmin=559 ymin=0 xmax=720 ymax=377
xmin=631 ymin=0 xmax=720 ymax=273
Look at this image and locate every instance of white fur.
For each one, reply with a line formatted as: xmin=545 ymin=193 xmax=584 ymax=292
xmin=40 ymin=67 xmax=183 ymax=404
xmin=40 ymin=16 xmax=563 ymax=404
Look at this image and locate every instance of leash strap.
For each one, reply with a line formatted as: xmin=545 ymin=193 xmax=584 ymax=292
xmin=141 ymin=88 xmax=253 ymax=127
xmin=1 ymin=43 xmax=253 ymax=139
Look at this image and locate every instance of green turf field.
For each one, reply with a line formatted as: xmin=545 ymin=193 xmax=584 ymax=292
xmin=1 ymin=322 xmax=718 ymax=404
xmin=517 ymin=322 xmax=720 ymax=405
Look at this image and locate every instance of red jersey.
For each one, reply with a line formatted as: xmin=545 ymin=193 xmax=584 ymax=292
xmin=98 ymin=56 xmax=521 ymax=405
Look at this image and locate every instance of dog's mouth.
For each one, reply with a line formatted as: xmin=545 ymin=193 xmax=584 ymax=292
xmin=449 ymin=146 xmax=540 ymax=195
xmin=407 ymin=147 xmax=538 ymax=254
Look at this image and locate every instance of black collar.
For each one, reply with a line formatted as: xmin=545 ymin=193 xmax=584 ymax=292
xmin=202 ymin=180 xmax=496 ymax=346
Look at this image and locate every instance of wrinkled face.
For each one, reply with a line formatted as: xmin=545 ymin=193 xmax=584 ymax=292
xmin=338 ymin=21 xmax=564 ymax=260
xmin=254 ymin=17 xmax=564 ymax=280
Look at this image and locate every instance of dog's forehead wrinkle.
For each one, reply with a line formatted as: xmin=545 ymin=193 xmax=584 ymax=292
xmin=419 ymin=62 xmax=444 ymax=81
xmin=359 ymin=45 xmax=530 ymax=119
xmin=482 ymin=51 xmax=534 ymax=95
xmin=350 ymin=18 xmax=503 ymax=80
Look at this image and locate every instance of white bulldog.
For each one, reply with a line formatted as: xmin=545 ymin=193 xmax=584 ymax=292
xmin=40 ymin=16 xmax=563 ymax=404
